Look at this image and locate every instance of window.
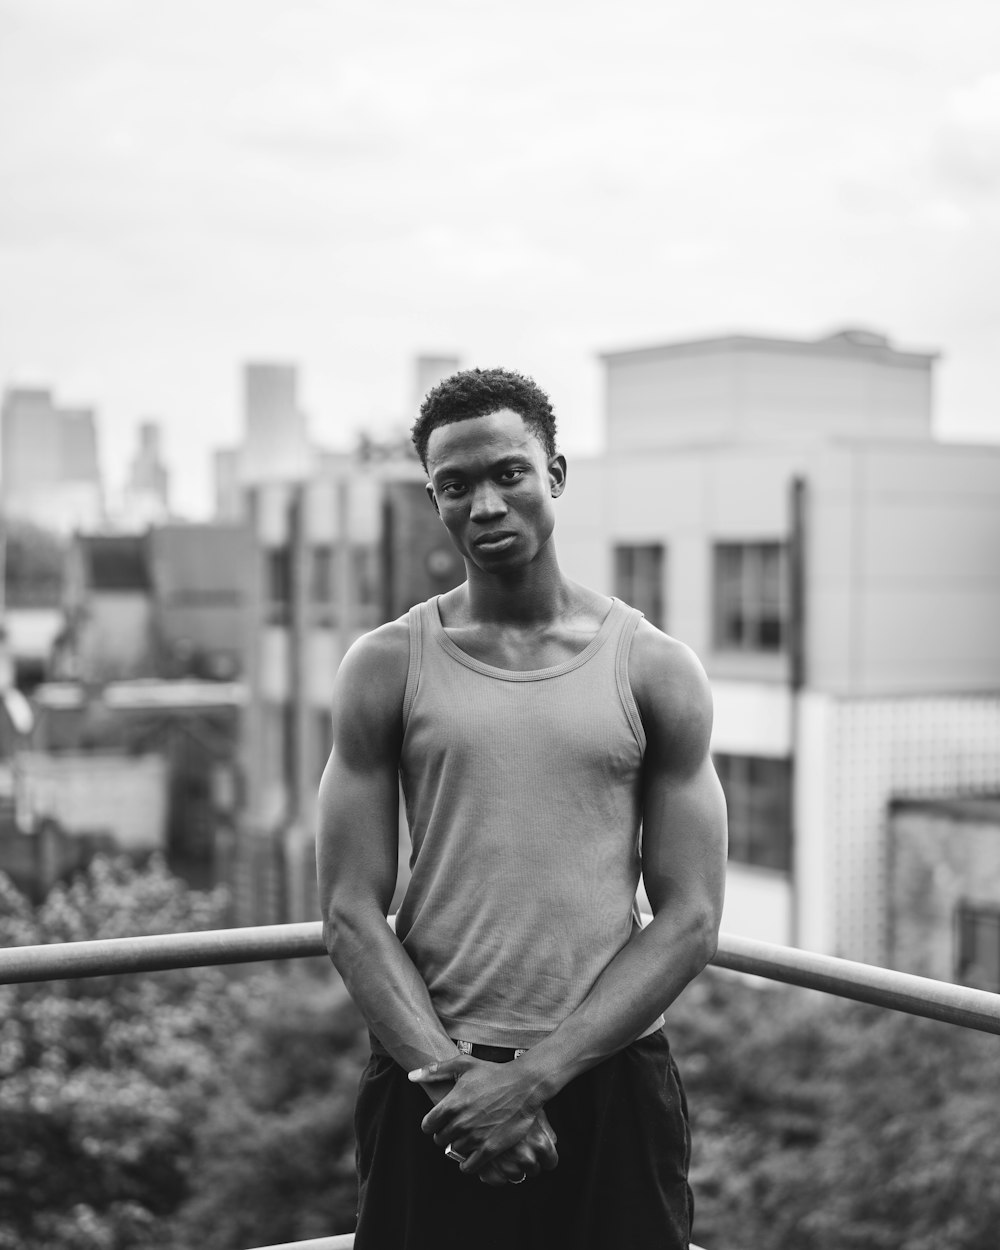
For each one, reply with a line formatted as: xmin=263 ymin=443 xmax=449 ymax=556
xmin=956 ymin=903 xmax=1000 ymax=992
xmin=265 ymin=548 xmax=292 ymax=624
xmin=310 ymin=546 xmax=334 ymax=603
xmin=714 ymin=753 xmax=791 ymax=872
xmin=714 ymin=542 xmax=787 ymax=652
xmin=352 ymin=544 xmax=378 ymax=608
xmin=614 ymin=544 xmax=665 ymax=630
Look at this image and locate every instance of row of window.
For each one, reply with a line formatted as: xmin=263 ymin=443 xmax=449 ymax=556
xmin=264 ymin=544 xmax=379 ymax=623
xmin=614 ymin=540 xmax=787 ymax=652
xmin=716 ymin=759 xmax=1000 ymax=993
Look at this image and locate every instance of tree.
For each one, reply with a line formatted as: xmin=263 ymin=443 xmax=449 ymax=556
xmin=0 ymin=856 xmax=368 ymax=1250
xmin=667 ymin=969 xmax=1000 ymax=1250
xmin=169 ymin=968 xmax=367 ymax=1250
xmin=0 ymin=857 xmax=247 ymax=1250
xmin=3 ymin=519 xmax=66 ymax=610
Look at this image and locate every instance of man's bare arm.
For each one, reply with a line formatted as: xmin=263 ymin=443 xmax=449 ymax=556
xmin=317 ymin=622 xmax=459 ymax=1075
xmin=418 ymin=625 xmax=727 ymax=1172
xmin=317 ymin=621 xmax=558 ymax=1182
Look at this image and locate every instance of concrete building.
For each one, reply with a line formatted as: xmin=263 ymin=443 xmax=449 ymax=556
xmin=888 ymin=794 xmax=1000 ymax=992
xmin=120 ymin=420 xmax=170 ymax=530
xmin=555 ymin=328 xmax=1000 ymax=965
xmin=149 ymin=522 xmax=250 ymax=680
xmin=57 ymin=523 xmax=250 ymax=685
xmin=414 ymin=354 xmax=461 ymax=409
xmin=1 ymin=388 xmax=104 ymax=533
xmin=215 ymin=364 xmax=316 ymax=519
xmin=61 ymin=534 xmax=155 ymax=682
xmin=234 ymin=455 xmax=466 ymax=926
xmin=28 ymin=678 xmax=244 ymax=894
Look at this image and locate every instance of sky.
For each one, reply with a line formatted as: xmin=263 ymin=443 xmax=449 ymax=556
xmin=1 ymin=0 xmax=999 ymax=517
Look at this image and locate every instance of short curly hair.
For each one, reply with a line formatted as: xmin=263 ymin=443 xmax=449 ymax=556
xmin=411 ymin=367 xmax=558 ymax=470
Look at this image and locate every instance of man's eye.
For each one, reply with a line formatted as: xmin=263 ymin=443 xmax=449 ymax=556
xmin=499 ymin=468 xmax=525 ymax=482
xmin=441 ymin=482 xmax=466 ymax=496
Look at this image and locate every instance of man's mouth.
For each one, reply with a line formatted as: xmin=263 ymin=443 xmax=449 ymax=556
xmin=473 ymin=531 xmax=517 ymax=552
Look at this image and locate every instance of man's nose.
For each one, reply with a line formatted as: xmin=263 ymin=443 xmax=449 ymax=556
xmin=469 ymin=481 xmax=507 ymax=521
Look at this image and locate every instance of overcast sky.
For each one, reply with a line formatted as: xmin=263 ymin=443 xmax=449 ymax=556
xmin=2 ymin=0 xmax=999 ymax=517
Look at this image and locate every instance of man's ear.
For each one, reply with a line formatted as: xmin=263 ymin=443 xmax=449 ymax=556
xmin=548 ymin=453 xmax=567 ymax=499
xmin=425 ymin=481 xmax=441 ymax=516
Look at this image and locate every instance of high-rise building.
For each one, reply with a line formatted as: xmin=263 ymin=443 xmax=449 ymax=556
xmin=554 ymin=327 xmax=1000 ymax=968
xmin=1 ymin=388 xmax=104 ymax=532
xmin=120 ymin=420 xmax=170 ymax=529
xmin=243 ymin=363 xmax=313 ymax=484
xmin=213 ymin=364 xmax=316 ymax=520
xmin=414 ymin=354 xmax=461 ymax=409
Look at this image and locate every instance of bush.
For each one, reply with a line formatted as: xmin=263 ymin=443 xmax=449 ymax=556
xmin=668 ymin=969 xmax=1000 ymax=1250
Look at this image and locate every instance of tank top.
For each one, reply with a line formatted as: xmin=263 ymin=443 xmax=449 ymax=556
xmin=396 ymin=595 xmax=663 ymax=1048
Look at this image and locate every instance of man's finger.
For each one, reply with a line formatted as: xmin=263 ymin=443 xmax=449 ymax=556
xmin=407 ymin=1054 xmax=468 ymax=1083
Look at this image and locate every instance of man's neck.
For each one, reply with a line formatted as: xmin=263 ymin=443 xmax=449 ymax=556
xmin=459 ymin=549 xmax=572 ymax=628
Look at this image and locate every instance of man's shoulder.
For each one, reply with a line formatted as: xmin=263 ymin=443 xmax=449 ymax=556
xmin=628 ymin=620 xmax=713 ymax=747
xmin=334 ymin=613 xmax=412 ymax=709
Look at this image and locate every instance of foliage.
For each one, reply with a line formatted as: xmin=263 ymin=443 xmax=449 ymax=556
xmin=3 ymin=858 xmax=998 ymax=1249
xmin=3 ymin=519 xmax=66 ymax=609
xmin=667 ymin=969 xmax=1000 ymax=1250
xmin=0 ymin=857 xmax=244 ymax=1250
xmin=0 ymin=856 xmax=367 ymax=1250
xmin=168 ymin=967 xmax=367 ymax=1250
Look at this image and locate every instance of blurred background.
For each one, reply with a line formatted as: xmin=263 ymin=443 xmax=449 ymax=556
xmin=1 ymin=2 xmax=999 ymax=1248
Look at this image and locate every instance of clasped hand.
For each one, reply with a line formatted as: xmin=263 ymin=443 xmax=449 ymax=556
xmin=408 ymin=1054 xmax=558 ymax=1187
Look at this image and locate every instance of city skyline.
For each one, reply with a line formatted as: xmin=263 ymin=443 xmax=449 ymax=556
xmin=2 ymin=0 xmax=999 ymax=517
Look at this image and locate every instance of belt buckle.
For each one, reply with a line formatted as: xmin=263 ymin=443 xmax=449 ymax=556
xmin=454 ymin=1037 xmax=528 ymax=1060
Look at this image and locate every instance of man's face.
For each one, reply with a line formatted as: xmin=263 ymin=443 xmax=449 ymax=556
xmin=425 ymin=408 xmax=566 ymax=572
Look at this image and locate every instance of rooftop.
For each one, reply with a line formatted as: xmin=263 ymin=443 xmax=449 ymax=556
xmin=599 ymin=326 xmax=939 ymax=367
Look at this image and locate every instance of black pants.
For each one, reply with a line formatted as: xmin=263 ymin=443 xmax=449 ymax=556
xmin=353 ymin=1028 xmax=693 ymax=1249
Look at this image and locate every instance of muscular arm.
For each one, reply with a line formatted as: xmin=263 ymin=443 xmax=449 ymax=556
xmin=418 ymin=624 xmax=727 ymax=1171
xmin=317 ymin=621 xmax=557 ymax=1183
xmin=317 ymin=622 xmax=458 ymax=1075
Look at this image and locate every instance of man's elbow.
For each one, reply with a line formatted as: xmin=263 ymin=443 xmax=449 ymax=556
xmin=685 ymin=901 xmax=721 ymax=973
xmin=321 ymin=888 xmax=387 ymax=966
xmin=321 ymin=892 xmax=360 ymax=963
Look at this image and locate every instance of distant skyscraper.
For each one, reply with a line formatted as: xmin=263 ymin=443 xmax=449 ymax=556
xmin=213 ymin=364 xmax=317 ymax=520
xmin=414 ymin=354 xmax=461 ymax=410
xmin=59 ymin=408 xmax=101 ymax=483
xmin=242 ymin=363 xmax=313 ymax=484
xmin=120 ymin=420 xmax=170 ymax=530
xmin=1 ymin=388 xmax=104 ymax=532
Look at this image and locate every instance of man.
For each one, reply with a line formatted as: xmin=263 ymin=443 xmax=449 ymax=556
xmin=317 ymin=367 xmax=727 ymax=1249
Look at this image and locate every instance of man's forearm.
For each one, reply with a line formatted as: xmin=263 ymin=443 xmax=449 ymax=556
xmin=519 ymin=906 xmax=717 ymax=1104
xmin=324 ymin=903 xmax=457 ymax=1075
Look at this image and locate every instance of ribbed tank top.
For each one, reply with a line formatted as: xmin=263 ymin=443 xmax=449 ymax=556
xmin=396 ymin=595 xmax=662 ymax=1049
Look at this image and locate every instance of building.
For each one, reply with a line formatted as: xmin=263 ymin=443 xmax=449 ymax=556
xmin=28 ymin=678 xmax=244 ymax=893
xmin=234 ymin=455 xmax=466 ymax=926
xmin=554 ymin=328 xmax=1000 ymax=965
xmin=1 ymin=388 xmax=104 ymax=532
xmin=60 ymin=534 xmax=154 ymax=682
xmin=215 ymin=364 xmax=316 ymax=519
xmin=149 ymin=522 xmax=249 ymax=680
xmin=57 ymin=523 xmax=250 ymax=685
xmin=119 ymin=420 xmax=170 ymax=530
xmin=888 ymin=794 xmax=1000 ymax=993
xmin=414 ymin=354 xmax=461 ymax=409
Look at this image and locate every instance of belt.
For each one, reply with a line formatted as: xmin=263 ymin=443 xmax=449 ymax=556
xmin=367 ymin=1032 xmax=529 ymax=1063
xmin=453 ymin=1038 xmax=528 ymax=1063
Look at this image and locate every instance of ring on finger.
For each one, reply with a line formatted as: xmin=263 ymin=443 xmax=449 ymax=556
xmin=444 ymin=1144 xmax=467 ymax=1165
xmin=510 ymin=1172 xmax=527 ymax=1185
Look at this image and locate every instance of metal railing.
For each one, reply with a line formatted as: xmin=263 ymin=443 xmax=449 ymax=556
xmin=3 ymin=921 xmax=997 ymax=1250
xmin=2 ymin=921 xmax=999 ymax=1035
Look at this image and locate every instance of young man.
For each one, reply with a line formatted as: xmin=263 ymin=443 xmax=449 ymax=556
xmin=317 ymin=367 xmax=727 ymax=1249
